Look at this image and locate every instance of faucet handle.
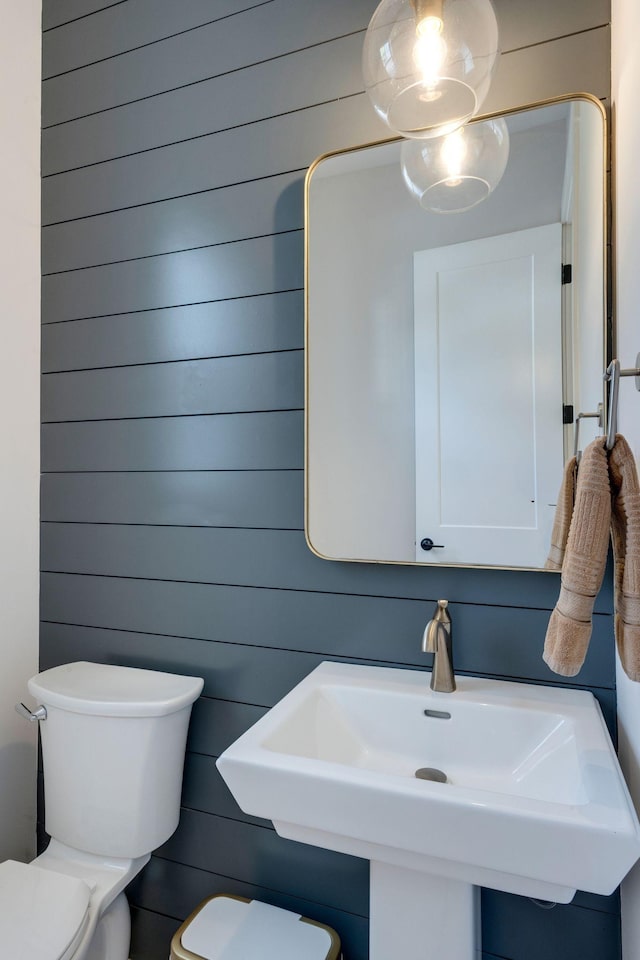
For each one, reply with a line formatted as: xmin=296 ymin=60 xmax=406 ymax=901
xmin=434 ymin=599 xmax=450 ymax=626
xmin=421 ymin=600 xmax=450 ymax=654
xmin=422 ymin=600 xmax=451 ymax=653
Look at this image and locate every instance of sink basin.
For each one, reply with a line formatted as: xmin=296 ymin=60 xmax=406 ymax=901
xmin=263 ymin=675 xmax=587 ymax=805
xmin=217 ymin=662 xmax=640 ymax=960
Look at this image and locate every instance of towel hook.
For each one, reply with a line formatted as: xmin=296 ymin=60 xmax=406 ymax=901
xmin=605 ymin=360 xmax=621 ymax=450
xmin=604 ymin=353 xmax=640 ymax=450
xmin=574 ymin=405 xmax=603 ymax=463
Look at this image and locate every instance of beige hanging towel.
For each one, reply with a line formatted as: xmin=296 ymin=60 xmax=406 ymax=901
xmin=544 ymin=454 xmax=578 ymax=571
xmin=608 ymin=434 xmax=640 ymax=681
xmin=543 ymin=437 xmax=611 ymax=677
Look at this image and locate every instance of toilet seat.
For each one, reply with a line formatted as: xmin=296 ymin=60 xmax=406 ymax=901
xmin=0 ymin=860 xmax=92 ymax=960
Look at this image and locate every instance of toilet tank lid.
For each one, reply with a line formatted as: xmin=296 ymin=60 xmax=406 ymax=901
xmin=28 ymin=662 xmax=204 ymax=717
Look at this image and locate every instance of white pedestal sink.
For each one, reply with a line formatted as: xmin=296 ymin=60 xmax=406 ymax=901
xmin=217 ymin=663 xmax=640 ymax=959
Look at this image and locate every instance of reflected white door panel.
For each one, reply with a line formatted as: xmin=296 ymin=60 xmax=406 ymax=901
xmin=414 ymin=224 xmax=563 ymax=566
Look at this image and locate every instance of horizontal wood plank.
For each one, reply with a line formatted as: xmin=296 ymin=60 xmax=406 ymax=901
xmin=41 ymin=411 xmax=303 ymax=472
xmin=39 ymin=524 xmax=614 ymax=615
xmin=41 ymin=0 xmax=609 ymax=126
xmin=42 ymin=0 xmax=272 ymax=78
xmin=494 ymin=0 xmax=609 ymax=50
xmin=482 ymin=889 xmax=621 ymax=960
xmin=188 ymin=699 xmax=267 ymax=757
xmin=42 ymin=32 xmax=364 ymax=175
xmin=43 ymin=23 xmax=611 ymax=178
xmin=42 ymin=0 xmax=125 ymax=32
xmin=566 ymin=889 xmax=621 ymax=916
xmin=41 ymin=95 xmax=385 ymax=225
xmin=42 ymin=351 xmax=303 ymax=421
xmin=129 ymin=907 xmax=181 ymax=960
xmin=42 ymin=173 xmax=305 ymax=275
xmin=39 ymin=573 xmax=616 ymax=690
xmin=42 ymin=0 xmax=377 ymax=126
xmin=158 ymin=809 xmax=369 ymax=917
xmin=36 ymin=622 xmax=617 ymax=734
xmin=41 ymin=29 xmax=609 ymax=226
xmin=41 ymin=292 xmax=303 ymax=374
xmin=38 ymin=623 xmax=325 ymax=706
xmin=42 ymin=231 xmax=303 ymax=323
xmin=482 ymin=26 xmax=610 ymax=117
xmin=40 ymin=471 xmax=304 ymax=528
xmin=182 ymin=752 xmax=269 ymax=826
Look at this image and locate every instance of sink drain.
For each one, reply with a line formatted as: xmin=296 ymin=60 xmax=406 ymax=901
xmin=415 ymin=767 xmax=448 ymax=783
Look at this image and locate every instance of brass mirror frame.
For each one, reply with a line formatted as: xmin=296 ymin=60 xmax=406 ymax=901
xmin=304 ymin=93 xmax=608 ymax=572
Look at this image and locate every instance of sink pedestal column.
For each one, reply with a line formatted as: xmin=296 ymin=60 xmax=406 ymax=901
xmin=369 ymin=862 xmax=479 ymax=960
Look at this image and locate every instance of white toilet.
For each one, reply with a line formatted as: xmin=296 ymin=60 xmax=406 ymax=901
xmin=0 ymin=660 xmax=204 ymax=960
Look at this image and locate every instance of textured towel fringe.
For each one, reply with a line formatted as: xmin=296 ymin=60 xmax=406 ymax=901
xmin=544 ymin=434 xmax=640 ymax=682
xmin=543 ymin=438 xmax=610 ymax=677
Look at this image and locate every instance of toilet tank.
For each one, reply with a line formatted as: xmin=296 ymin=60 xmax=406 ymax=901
xmin=28 ymin=662 xmax=204 ymax=859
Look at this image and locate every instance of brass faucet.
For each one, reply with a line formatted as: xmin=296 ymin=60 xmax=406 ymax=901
xmin=421 ymin=600 xmax=456 ymax=693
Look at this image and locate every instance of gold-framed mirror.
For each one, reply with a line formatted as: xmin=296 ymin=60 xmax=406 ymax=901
xmin=305 ymin=94 xmax=607 ymax=571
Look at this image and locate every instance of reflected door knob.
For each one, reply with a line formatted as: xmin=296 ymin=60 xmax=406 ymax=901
xmin=420 ymin=538 xmax=445 ymax=552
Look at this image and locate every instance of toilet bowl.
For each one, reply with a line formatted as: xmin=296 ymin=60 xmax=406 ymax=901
xmin=0 ymin=661 xmax=204 ymax=960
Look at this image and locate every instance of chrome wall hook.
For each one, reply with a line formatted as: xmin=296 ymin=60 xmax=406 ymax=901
xmin=604 ymin=353 xmax=640 ymax=450
xmin=574 ymin=403 xmax=603 ymax=463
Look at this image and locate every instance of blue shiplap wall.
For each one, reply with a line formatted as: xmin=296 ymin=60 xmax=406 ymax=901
xmin=40 ymin=2 xmax=616 ymax=958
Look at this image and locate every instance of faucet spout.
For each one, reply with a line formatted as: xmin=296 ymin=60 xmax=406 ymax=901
xmin=421 ymin=600 xmax=456 ymax=693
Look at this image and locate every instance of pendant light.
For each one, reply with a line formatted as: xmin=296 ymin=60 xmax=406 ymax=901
xmin=400 ymin=117 xmax=510 ymax=212
xmin=362 ymin=0 xmax=500 ymax=139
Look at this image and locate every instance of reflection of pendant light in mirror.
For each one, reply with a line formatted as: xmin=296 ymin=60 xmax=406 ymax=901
xmin=400 ymin=117 xmax=510 ymax=212
xmin=362 ymin=0 xmax=500 ymax=139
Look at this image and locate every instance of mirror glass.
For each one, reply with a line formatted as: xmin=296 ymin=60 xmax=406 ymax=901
xmin=306 ymin=97 xmax=606 ymax=571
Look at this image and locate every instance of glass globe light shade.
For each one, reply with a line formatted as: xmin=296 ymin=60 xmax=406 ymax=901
xmin=362 ymin=0 xmax=500 ymax=139
xmin=400 ymin=117 xmax=510 ymax=213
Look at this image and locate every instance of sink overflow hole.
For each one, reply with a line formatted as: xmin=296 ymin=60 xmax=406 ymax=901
xmin=423 ymin=709 xmax=451 ymax=720
xmin=415 ymin=767 xmax=448 ymax=783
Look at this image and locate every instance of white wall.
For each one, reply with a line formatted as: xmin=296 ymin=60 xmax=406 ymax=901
xmin=0 ymin=0 xmax=41 ymax=861
xmin=612 ymin=1 xmax=640 ymax=956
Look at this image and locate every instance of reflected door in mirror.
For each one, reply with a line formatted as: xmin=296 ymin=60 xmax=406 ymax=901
xmin=414 ymin=224 xmax=563 ymax=567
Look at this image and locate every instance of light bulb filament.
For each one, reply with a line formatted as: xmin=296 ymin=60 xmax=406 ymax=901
xmin=417 ymin=14 xmax=443 ymax=37
xmin=441 ymin=129 xmax=466 ymax=186
xmin=413 ymin=14 xmax=447 ymax=97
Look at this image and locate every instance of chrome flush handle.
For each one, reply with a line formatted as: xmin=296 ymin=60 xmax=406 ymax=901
xmin=15 ymin=703 xmax=47 ymax=722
